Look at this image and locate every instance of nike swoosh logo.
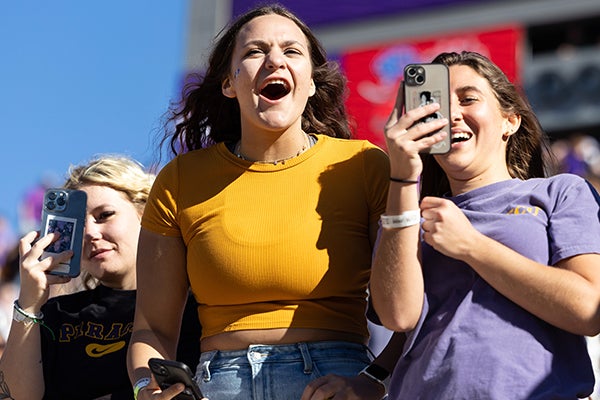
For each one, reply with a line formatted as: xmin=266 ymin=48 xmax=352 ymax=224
xmin=86 ymin=341 xmax=126 ymax=358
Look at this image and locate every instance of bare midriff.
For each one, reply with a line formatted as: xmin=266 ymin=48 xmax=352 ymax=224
xmin=200 ymin=328 xmax=368 ymax=352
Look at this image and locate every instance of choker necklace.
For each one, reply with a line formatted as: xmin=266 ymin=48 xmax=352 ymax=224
xmin=234 ymin=133 xmax=315 ymax=165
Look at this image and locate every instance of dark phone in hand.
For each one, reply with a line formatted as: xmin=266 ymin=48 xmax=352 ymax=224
xmin=148 ymin=358 xmax=203 ymax=400
xmin=40 ymin=189 xmax=87 ymax=277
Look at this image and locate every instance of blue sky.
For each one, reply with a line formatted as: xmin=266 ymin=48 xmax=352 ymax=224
xmin=0 ymin=1 xmax=187 ymax=239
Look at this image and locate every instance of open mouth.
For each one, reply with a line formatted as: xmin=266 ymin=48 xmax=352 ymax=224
xmin=260 ymin=79 xmax=290 ymax=100
xmin=451 ymin=132 xmax=472 ymax=144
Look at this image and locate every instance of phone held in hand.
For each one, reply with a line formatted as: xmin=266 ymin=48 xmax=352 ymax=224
xmin=148 ymin=358 xmax=204 ymax=400
xmin=403 ymin=63 xmax=451 ymax=154
xmin=39 ymin=189 xmax=87 ymax=277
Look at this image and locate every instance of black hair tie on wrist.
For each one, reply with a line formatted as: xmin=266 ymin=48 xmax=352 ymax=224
xmin=390 ymin=177 xmax=418 ymax=184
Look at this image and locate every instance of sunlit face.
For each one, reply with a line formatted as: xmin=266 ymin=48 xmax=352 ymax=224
xmin=222 ymin=14 xmax=316 ymax=135
xmin=80 ymin=185 xmax=141 ymax=289
xmin=436 ymin=64 xmax=519 ymax=184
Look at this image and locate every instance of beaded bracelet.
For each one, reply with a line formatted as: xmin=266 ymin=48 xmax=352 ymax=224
xmin=13 ymin=300 xmax=55 ymax=340
xmin=13 ymin=300 xmax=43 ymax=325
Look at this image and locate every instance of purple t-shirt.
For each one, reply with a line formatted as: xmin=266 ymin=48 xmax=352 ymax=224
xmin=389 ymin=174 xmax=600 ymax=399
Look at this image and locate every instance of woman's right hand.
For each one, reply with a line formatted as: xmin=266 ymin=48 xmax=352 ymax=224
xmin=17 ymin=230 xmax=72 ymax=313
xmin=384 ymin=82 xmax=449 ymax=180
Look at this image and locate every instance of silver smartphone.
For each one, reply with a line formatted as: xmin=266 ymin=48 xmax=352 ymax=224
xmin=39 ymin=188 xmax=87 ymax=277
xmin=403 ymin=63 xmax=451 ymax=154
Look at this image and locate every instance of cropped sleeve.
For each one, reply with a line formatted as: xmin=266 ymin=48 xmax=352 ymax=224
xmin=361 ymin=144 xmax=390 ymax=225
xmin=141 ymin=157 xmax=182 ymax=237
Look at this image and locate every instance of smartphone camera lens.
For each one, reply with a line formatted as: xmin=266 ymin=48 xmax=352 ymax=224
xmin=406 ymin=65 xmax=426 ymax=86
xmin=57 ymin=196 xmax=66 ymax=207
xmin=158 ymin=366 xmax=168 ymax=375
xmin=46 ymin=201 xmax=56 ymax=210
xmin=415 ymin=66 xmax=426 ymax=85
xmin=48 ymin=192 xmax=57 ymax=200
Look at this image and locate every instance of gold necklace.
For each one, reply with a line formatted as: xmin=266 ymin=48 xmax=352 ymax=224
xmin=234 ymin=133 xmax=311 ymax=165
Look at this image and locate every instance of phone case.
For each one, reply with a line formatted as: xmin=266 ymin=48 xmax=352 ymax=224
xmin=148 ymin=358 xmax=203 ymax=400
xmin=403 ymin=63 xmax=451 ymax=154
xmin=39 ymin=189 xmax=87 ymax=277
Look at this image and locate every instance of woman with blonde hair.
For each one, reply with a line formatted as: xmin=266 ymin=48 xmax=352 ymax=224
xmin=0 ymin=155 xmax=200 ymax=399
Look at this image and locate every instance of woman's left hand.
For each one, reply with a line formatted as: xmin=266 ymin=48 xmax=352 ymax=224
xmin=420 ymin=196 xmax=482 ymax=260
xmin=300 ymin=373 xmax=386 ymax=400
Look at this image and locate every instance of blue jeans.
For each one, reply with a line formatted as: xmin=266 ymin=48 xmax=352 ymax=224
xmin=195 ymin=341 xmax=372 ymax=400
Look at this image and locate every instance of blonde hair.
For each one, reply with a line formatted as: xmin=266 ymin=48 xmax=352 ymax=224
xmin=51 ymin=155 xmax=155 ymax=293
xmin=64 ymin=155 xmax=155 ymax=213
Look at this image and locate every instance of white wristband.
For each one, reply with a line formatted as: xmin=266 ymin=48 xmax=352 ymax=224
xmin=380 ymin=210 xmax=421 ymax=229
xmin=13 ymin=300 xmax=44 ymax=326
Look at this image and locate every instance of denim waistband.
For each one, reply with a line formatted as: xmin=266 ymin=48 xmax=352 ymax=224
xmin=196 ymin=340 xmax=372 ymax=398
xmin=198 ymin=340 xmax=370 ymax=380
xmin=202 ymin=340 xmax=367 ymax=359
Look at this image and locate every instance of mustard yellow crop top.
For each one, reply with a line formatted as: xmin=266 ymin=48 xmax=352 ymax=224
xmin=142 ymin=135 xmax=389 ymax=339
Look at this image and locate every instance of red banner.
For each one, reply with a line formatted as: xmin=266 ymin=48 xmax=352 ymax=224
xmin=340 ymin=25 xmax=523 ymax=148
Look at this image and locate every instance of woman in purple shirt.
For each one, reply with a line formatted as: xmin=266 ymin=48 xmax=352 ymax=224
xmin=372 ymin=51 xmax=600 ymax=399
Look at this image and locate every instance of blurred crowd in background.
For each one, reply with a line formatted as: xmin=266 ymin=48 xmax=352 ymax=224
xmin=552 ymin=133 xmax=600 ymax=190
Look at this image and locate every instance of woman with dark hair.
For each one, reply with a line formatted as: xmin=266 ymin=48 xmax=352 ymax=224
xmin=161 ymin=4 xmax=351 ymax=155
xmin=371 ymin=51 xmax=600 ymax=398
xmin=127 ymin=4 xmax=391 ymax=400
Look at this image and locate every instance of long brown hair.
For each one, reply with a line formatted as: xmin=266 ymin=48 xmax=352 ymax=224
xmin=161 ymin=4 xmax=352 ymax=158
xmin=420 ymin=51 xmax=554 ymax=199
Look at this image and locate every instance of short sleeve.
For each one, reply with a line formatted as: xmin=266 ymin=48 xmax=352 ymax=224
xmin=141 ymin=157 xmax=182 ymax=237
xmin=548 ymin=176 xmax=600 ymax=265
xmin=362 ymin=144 xmax=390 ymax=225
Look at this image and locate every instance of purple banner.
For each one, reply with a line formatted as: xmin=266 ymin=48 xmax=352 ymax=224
xmin=233 ymin=0 xmax=485 ymax=27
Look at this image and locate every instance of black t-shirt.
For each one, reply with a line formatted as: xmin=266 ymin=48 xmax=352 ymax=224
xmin=41 ymin=285 xmax=201 ymax=400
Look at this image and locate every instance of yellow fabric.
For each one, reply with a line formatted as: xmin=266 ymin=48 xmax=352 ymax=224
xmin=142 ymin=135 xmax=389 ymax=339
